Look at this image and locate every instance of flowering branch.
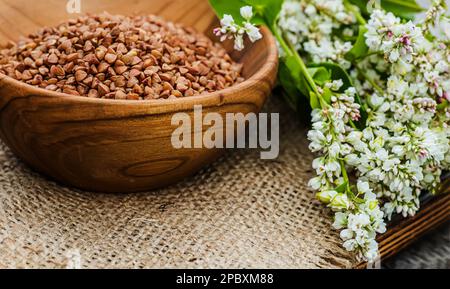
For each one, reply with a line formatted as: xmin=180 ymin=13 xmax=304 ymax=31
xmin=209 ymin=0 xmax=450 ymax=262
xmin=213 ymin=6 xmax=263 ymax=51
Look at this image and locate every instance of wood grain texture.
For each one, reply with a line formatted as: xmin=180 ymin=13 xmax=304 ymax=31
xmin=0 ymin=0 xmax=279 ymax=192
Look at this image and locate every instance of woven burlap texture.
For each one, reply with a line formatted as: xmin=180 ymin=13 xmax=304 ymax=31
xmin=0 ymin=97 xmax=357 ymax=269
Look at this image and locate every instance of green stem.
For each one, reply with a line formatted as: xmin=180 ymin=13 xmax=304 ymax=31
xmin=272 ymin=27 xmax=327 ymax=107
xmin=273 ymin=25 xmax=354 ymax=195
xmin=272 ymin=26 xmax=292 ymax=57
xmin=340 ymin=160 xmax=351 ymax=191
xmin=344 ymin=0 xmax=366 ymax=25
xmin=284 ymin=37 xmax=324 ymax=103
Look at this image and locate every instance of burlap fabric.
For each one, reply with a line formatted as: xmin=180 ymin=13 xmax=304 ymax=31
xmin=0 ymin=96 xmax=357 ymax=269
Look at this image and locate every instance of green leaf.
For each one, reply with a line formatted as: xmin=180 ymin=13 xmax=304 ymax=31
xmin=209 ymin=0 xmax=248 ymax=24
xmin=209 ymin=0 xmax=283 ymax=26
xmin=244 ymin=0 xmax=284 ymax=27
xmin=278 ymin=61 xmax=301 ymax=111
xmin=309 ymin=92 xmax=321 ymax=109
xmin=437 ymin=99 xmax=449 ymax=111
xmin=345 ymin=25 xmax=369 ymax=61
xmin=309 ymin=62 xmax=353 ymax=93
xmin=309 ymin=62 xmax=368 ymax=129
xmin=284 ymin=55 xmax=311 ymax=97
xmin=279 ymin=55 xmax=323 ymax=111
xmin=321 ymin=87 xmax=333 ymax=104
xmin=307 ymin=67 xmax=331 ymax=86
xmin=335 ymin=181 xmax=349 ymax=194
xmin=381 ymin=0 xmax=424 ymax=19
xmin=348 ymin=0 xmax=424 ymax=20
xmin=347 ymin=0 xmax=369 ymax=15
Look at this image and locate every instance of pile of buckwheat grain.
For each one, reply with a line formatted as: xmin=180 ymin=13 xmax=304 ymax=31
xmin=0 ymin=13 xmax=244 ymax=100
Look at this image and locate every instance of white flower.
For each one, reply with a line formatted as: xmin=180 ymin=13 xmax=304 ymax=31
xmin=340 ymin=229 xmax=354 ymax=240
xmin=308 ymin=176 xmax=323 ymax=190
xmin=387 ymin=76 xmax=408 ymax=98
xmin=326 ymin=79 xmax=344 ymax=91
xmin=365 ymin=240 xmax=379 ymax=261
xmin=392 ymin=145 xmax=404 ymax=156
xmin=279 ymin=0 xmax=356 ymax=67
xmin=357 ymin=181 xmax=371 ymax=195
xmin=214 ymin=6 xmax=262 ymax=50
xmin=244 ymin=22 xmax=263 ymax=42
xmin=346 ymin=131 xmax=362 ymax=143
xmin=343 ymin=239 xmax=357 ymax=251
xmin=333 ymin=212 xmax=348 ymax=229
xmin=420 ymin=128 xmax=449 ymax=162
xmin=345 ymin=154 xmax=360 ymax=166
xmin=240 ymin=6 xmax=253 ymax=20
xmin=375 ymin=148 xmax=388 ymax=161
xmin=382 ymin=158 xmax=400 ymax=172
xmin=308 ymin=130 xmax=327 ymax=151
xmin=348 ymin=213 xmax=371 ymax=230
xmin=329 ymin=142 xmax=341 ymax=158
xmin=389 ymin=49 xmax=399 ymax=62
xmin=221 ymin=14 xmax=235 ymax=28
xmin=366 ymin=10 xmax=426 ymax=65
xmin=312 ymin=157 xmax=325 ymax=171
xmin=325 ymin=160 xmax=341 ymax=176
xmin=441 ymin=18 xmax=450 ymax=39
xmin=368 ymin=93 xmax=384 ymax=108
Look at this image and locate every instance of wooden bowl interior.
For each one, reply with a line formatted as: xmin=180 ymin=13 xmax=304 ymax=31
xmin=0 ymin=0 xmax=267 ymax=82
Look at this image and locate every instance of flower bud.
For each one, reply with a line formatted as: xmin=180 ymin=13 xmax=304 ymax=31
xmin=368 ymin=93 xmax=383 ymax=108
xmin=330 ymin=193 xmax=350 ymax=210
xmin=240 ymin=6 xmax=253 ymax=20
xmin=368 ymin=200 xmax=379 ymax=211
xmin=316 ymin=190 xmax=337 ymax=204
xmin=308 ymin=177 xmax=322 ymax=190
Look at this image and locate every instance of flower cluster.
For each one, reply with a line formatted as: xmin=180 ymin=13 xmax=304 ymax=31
xmin=280 ymin=2 xmax=450 ymax=261
xmin=423 ymin=0 xmax=448 ymax=37
xmin=211 ymin=0 xmax=450 ymax=262
xmin=278 ymin=0 xmax=356 ymax=68
xmin=213 ymin=6 xmax=263 ymax=51
xmin=308 ymin=91 xmax=386 ymax=260
xmin=365 ymin=10 xmax=427 ymax=68
xmin=353 ymin=10 xmax=450 ymax=219
xmin=327 ymin=82 xmax=362 ymax=122
xmin=332 ymin=181 xmax=386 ymax=261
xmin=308 ymin=106 xmax=348 ymax=192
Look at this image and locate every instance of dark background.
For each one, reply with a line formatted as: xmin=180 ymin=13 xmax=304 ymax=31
xmin=384 ymin=223 xmax=449 ymax=269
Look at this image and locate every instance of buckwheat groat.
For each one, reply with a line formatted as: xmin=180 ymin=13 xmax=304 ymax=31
xmin=0 ymin=13 xmax=244 ymax=100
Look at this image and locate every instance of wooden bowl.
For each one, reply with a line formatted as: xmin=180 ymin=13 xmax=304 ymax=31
xmin=0 ymin=0 xmax=278 ymax=192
